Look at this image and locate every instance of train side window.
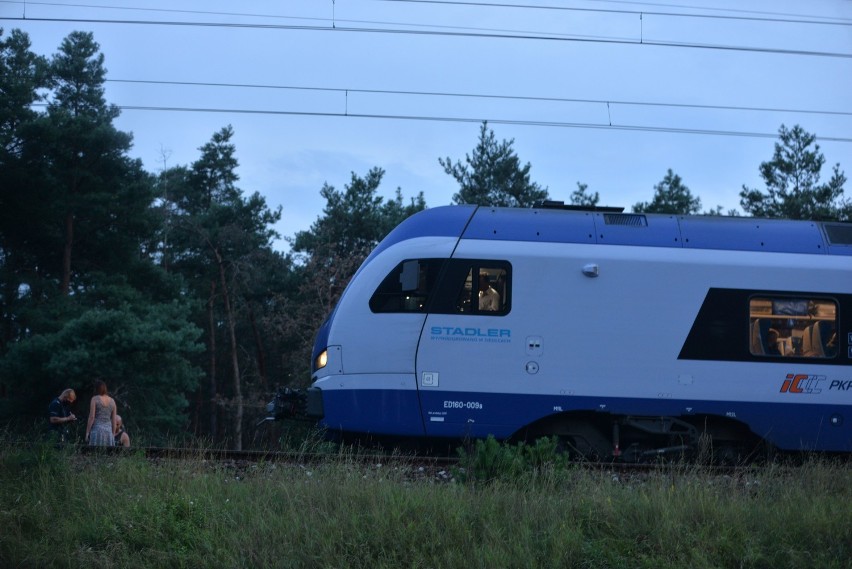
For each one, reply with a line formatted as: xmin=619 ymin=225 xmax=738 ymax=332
xmin=369 ymin=259 xmax=446 ymax=313
xmin=749 ymin=297 xmax=838 ymax=358
xmin=452 ymin=263 xmax=510 ymax=315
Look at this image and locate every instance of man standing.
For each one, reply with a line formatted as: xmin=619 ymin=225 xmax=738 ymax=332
xmin=478 ymin=272 xmax=501 ymax=312
xmin=48 ymin=389 xmax=77 ymax=443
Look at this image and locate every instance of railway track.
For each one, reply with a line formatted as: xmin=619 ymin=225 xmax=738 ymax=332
xmin=73 ymin=444 xmax=772 ymax=478
xmin=14 ymin=441 xmax=842 ymax=482
xmin=76 ymin=444 xmax=461 ymax=471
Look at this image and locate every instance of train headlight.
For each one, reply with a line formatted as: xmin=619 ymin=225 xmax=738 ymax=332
xmin=312 ymin=345 xmax=340 ymax=376
xmin=315 ymin=349 xmax=328 ymax=370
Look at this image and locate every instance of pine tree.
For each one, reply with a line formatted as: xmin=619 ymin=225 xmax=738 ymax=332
xmin=740 ymin=124 xmax=849 ymax=220
xmin=164 ymin=126 xmax=284 ymax=449
xmin=634 ymin=169 xmax=701 ymax=214
xmin=440 ymin=122 xmax=548 ymax=207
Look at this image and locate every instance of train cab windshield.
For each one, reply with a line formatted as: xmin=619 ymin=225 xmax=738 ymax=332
xmin=369 ymin=258 xmax=511 ymax=315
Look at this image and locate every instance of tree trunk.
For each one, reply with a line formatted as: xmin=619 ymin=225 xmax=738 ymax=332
xmin=215 ymin=250 xmax=242 ymax=450
xmin=248 ymin=305 xmax=268 ymax=390
xmin=61 ymin=212 xmax=74 ymax=295
xmin=0 ymin=268 xmax=17 ymax=351
xmin=208 ymin=279 xmax=217 ymax=440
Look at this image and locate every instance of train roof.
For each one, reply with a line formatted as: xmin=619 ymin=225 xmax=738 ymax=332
xmin=372 ymin=205 xmax=852 ymax=258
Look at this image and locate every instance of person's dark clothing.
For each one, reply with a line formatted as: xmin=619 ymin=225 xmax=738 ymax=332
xmin=48 ymin=397 xmax=73 ymax=442
xmin=114 ymin=426 xmax=127 ymax=446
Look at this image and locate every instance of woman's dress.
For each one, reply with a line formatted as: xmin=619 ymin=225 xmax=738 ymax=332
xmin=89 ymin=396 xmax=115 ymax=446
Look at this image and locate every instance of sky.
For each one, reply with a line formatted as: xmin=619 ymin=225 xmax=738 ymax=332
xmin=2 ymin=0 xmax=851 ymax=252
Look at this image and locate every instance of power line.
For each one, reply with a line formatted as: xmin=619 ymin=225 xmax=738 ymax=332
xmin=584 ymin=0 xmax=852 ymax=22
xmin=107 ymin=78 xmax=852 ymax=118
xmin=0 ymin=1 xmax=639 ymax=43
xmin=5 ymin=16 xmax=852 ymax=58
xmin=0 ymin=1 xmax=642 ymax=44
xmin=10 ymin=3 xmax=850 ymax=142
xmin=32 ymin=103 xmax=852 ymax=143
xmin=1 ymin=1 xmax=358 ymax=26
xmin=4 ymin=0 xmax=850 ymax=27
xmin=373 ymin=0 xmax=852 ymax=26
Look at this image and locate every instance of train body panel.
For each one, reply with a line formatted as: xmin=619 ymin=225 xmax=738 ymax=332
xmin=309 ymin=205 xmax=852 ymax=455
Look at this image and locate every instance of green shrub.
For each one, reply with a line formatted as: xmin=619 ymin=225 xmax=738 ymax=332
xmin=455 ymin=435 xmax=570 ymax=483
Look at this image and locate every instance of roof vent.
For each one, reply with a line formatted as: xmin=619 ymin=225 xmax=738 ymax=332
xmin=824 ymin=223 xmax=852 ymax=245
xmin=604 ymin=213 xmax=647 ymax=227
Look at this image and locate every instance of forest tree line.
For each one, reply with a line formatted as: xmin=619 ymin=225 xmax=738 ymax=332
xmin=1 ymin=30 xmax=849 ymax=448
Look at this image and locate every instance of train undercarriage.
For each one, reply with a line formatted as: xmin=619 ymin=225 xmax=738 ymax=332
xmin=519 ymin=411 xmax=767 ymax=464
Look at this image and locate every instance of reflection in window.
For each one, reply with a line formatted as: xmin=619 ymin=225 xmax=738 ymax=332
xmin=749 ymin=297 xmax=838 ymax=358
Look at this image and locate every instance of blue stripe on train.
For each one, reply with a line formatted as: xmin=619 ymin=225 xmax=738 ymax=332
xmin=317 ymin=388 xmax=851 ymax=452
xmin=318 ymin=387 xmax=426 ymax=437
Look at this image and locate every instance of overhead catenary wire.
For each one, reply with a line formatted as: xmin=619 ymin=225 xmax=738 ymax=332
xmin=372 ymin=0 xmax=852 ymax=26
xmin=391 ymin=0 xmax=852 ymax=23
xmin=0 ymin=8 xmax=641 ymax=44
xmin=31 ymin=103 xmax=852 ymax=143
xmin=106 ymin=78 xmax=852 ymax=118
xmin=579 ymin=0 xmax=852 ymax=22
xmin=3 ymin=0 xmax=850 ymax=27
xmin=3 ymin=15 xmax=852 ymax=59
xmin=0 ymin=1 xmax=641 ymax=43
xmin=4 ymin=0 xmax=850 ymax=58
xmin=8 ymin=2 xmax=850 ymax=144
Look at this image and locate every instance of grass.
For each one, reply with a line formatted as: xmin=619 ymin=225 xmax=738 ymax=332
xmin=0 ymin=437 xmax=849 ymax=569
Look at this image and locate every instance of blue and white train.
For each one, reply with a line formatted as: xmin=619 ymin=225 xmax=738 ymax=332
xmin=304 ymin=204 xmax=852 ymax=459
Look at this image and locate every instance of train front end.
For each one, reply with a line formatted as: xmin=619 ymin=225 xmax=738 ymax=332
xmin=305 ymin=205 xmax=476 ymax=440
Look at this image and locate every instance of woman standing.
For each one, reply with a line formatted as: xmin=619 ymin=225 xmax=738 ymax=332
xmin=86 ymin=379 xmax=117 ymax=446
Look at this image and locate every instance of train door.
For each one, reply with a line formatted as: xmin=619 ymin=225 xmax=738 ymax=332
xmin=415 ymin=259 xmax=521 ymax=439
xmin=350 ymin=258 xmax=451 ymax=436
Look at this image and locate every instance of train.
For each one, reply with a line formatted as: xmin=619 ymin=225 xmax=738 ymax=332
xmin=290 ymin=203 xmax=852 ymax=460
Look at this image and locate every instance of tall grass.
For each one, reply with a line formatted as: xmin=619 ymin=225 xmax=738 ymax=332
xmin=1 ymin=437 xmax=849 ymax=569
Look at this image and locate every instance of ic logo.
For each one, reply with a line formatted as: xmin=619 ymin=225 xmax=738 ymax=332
xmin=780 ymin=374 xmax=825 ymax=394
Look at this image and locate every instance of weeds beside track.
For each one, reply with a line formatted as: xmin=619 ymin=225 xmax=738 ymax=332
xmin=1 ymin=436 xmax=850 ymax=569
